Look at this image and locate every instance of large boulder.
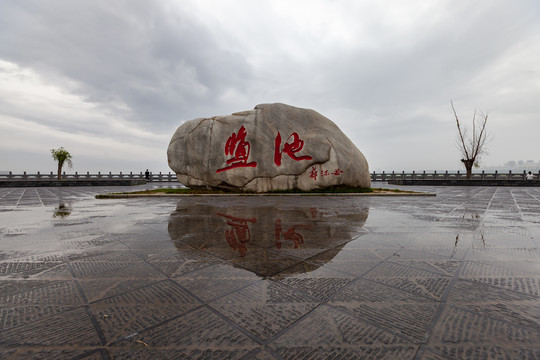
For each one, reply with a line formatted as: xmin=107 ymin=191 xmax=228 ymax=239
xmin=167 ymin=103 xmax=370 ymax=192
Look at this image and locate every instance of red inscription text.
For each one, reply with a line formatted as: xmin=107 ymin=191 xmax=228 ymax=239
xmin=274 ymin=132 xmax=313 ymax=166
xmin=216 ymin=126 xmax=258 ymax=173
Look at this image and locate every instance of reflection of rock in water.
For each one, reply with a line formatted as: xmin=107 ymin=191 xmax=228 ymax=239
xmin=53 ymin=202 xmax=72 ymax=218
xmin=168 ymin=197 xmax=369 ymax=277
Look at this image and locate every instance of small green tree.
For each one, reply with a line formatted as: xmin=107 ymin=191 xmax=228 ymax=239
xmin=50 ymin=147 xmax=73 ymax=180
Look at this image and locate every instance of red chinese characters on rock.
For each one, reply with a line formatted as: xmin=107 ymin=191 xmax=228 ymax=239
xmin=217 ymin=213 xmax=257 ymax=257
xmin=216 ymin=126 xmax=258 ymax=173
xmin=309 ymin=167 xmax=344 ymax=181
xmin=274 ymin=132 xmax=313 ymax=166
xmin=216 ymin=126 xmax=314 ymax=173
xmin=309 ymin=167 xmax=318 ymax=181
xmin=274 ymin=219 xmax=310 ymax=249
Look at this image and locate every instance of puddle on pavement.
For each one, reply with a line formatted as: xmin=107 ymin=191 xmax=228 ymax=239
xmin=168 ymin=197 xmax=370 ymax=277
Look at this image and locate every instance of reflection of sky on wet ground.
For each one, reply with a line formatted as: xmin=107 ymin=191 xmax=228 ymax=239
xmin=168 ymin=197 xmax=369 ymax=277
xmin=0 ymin=185 xmax=539 ymax=359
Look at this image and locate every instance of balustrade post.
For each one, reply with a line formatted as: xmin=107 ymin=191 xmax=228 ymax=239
xmin=423 ymin=170 xmax=426 ymax=180
xmin=109 ymin=172 xmax=112 ymax=179
xmin=75 ymin=171 xmax=78 ymax=179
xmin=445 ymin=170 xmax=448 ymax=180
xmin=481 ymin=170 xmax=485 ymax=180
xmin=457 ymin=171 xmax=460 ymax=180
xmin=523 ymin=170 xmax=526 ymax=180
xmin=23 ymin=171 xmax=27 ymax=179
xmin=495 ymin=170 xmax=498 ymax=180
xmin=50 ymin=171 xmax=53 ymax=179
xmin=434 ymin=170 xmax=437 ymax=180
xmin=9 ymin=171 xmax=12 ymax=180
xmin=37 ymin=171 xmax=40 ymax=179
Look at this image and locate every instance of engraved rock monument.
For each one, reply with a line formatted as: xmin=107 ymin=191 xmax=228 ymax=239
xmin=167 ymin=103 xmax=370 ymax=192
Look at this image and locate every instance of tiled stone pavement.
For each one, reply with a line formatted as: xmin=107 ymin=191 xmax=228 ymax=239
xmin=0 ymin=184 xmax=539 ymax=359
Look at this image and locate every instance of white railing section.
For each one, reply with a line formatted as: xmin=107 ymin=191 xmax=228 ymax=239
xmin=0 ymin=172 xmax=178 ymax=182
xmin=371 ymin=170 xmax=539 ymax=181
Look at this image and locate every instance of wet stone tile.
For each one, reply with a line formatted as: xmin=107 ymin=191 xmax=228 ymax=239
xmin=209 ymin=280 xmax=319 ymax=340
xmin=453 ymin=301 xmax=540 ymax=329
xmin=330 ymin=298 xmax=439 ymax=341
xmin=0 ymin=279 xmax=83 ymax=305
xmin=426 ymin=345 xmax=540 ymax=360
xmin=109 ymin=347 xmax=253 ymax=360
xmin=245 ymin=348 xmax=281 ymax=359
xmin=174 ymin=263 xmax=260 ymax=302
xmin=1 ymin=305 xmax=75 ymax=331
xmin=272 ymin=263 xmax=354 ymax=301
xmin=111 ymin=306 xmax=258 ymax=356
xmin=70 ymin=261 xmax=165 ymax=280
xmin=448 ymin=279 xmax=539 ymax=303
xmin=270 ymin=304 xmax=417 ymax=358
xmin=0 ymin=347 xmax=105 ymax=360
xmin=0 ymin=307 xmax=101 ymax=347
xmin=231 ymin=249 xmax=304 ymax=277
xmin=1 ymin=186 xmax=540 ymax=357
xmin=428 ymin=305 xmax=540 ymax=349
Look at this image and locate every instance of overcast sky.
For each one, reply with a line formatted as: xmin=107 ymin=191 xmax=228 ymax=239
xmin=1 ymin=0 xmax=539 ymax=174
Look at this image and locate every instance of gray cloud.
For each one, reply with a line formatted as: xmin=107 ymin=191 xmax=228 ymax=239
xmin=1 ymin=0 xmax=539 ymax=173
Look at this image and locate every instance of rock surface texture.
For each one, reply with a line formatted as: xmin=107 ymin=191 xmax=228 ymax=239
xmin=167 ymin=103 xmax=370 ymax=192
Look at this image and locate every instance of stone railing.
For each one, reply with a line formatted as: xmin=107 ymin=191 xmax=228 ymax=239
xmin=0 ymin=171 xmax=178 ymax=182
xmin=3 ymin=170 xmax=537 ymax=183
xmin=371 ymin=170 xmax=539 ymax=181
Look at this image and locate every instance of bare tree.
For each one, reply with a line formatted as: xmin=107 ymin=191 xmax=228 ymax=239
xmin=451 ymin=101 xmax=489 ymax=179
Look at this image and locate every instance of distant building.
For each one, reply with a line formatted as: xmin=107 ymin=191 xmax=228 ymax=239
xmin=483 ymin=160 xmax=540 ymax=173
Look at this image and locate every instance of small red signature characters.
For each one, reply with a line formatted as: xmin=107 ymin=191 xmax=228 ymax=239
xmin=216 ymin=126 xmax=258 ymax=173
xmin=217 ymin=213 xmax=257 ymax=257
xmin=332 ymin=168 xmax=344 ymax=176
xmin=274 ymin=132 xmax=313 ymax=166
xmin=274 ymin=219 xmax=310 ymax=249
xmin=309 ymin=167 xmax=318 ymax=181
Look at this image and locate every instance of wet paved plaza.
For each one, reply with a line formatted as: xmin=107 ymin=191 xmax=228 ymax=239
xmin=0 ymin=184 xmax=539 ymax=359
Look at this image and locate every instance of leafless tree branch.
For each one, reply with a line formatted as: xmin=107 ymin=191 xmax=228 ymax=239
xmin=451 ymin=101 xmax=489 ymax=179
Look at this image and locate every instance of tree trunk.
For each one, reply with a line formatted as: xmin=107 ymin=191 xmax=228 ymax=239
xmin=465 ymin=166 xmax=472 ymax=180
xmin=57 ymin=162 xmax=62 ymax=181
xmin=461 ymin=159 xmax=474 ymax=179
